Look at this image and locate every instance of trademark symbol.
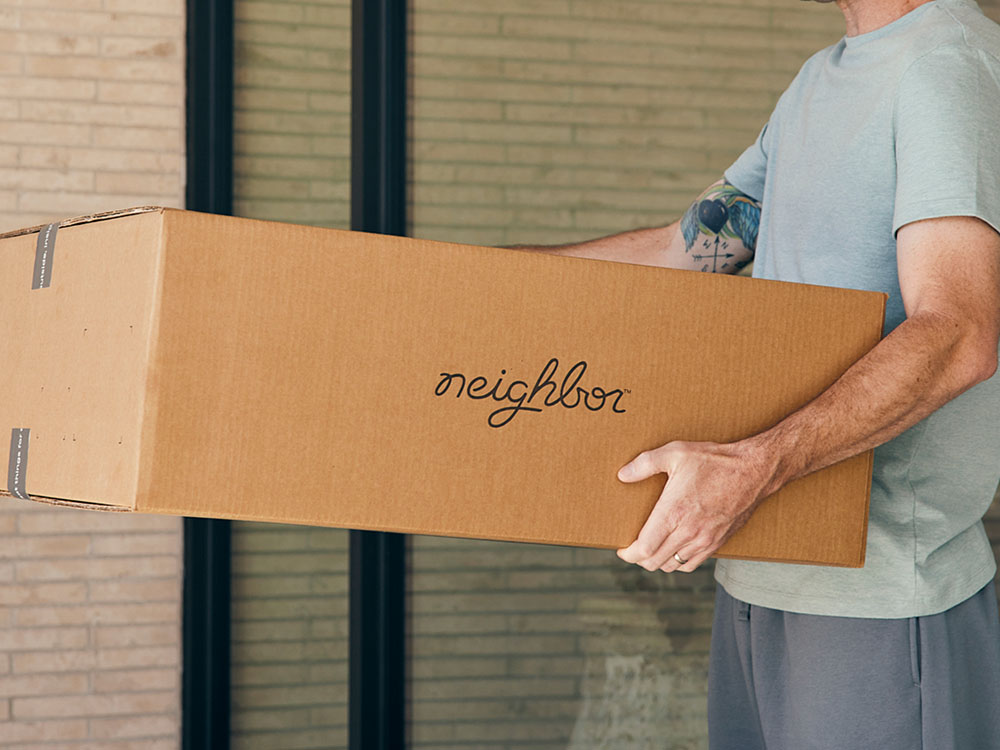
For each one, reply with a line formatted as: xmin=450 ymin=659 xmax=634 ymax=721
xmin=624 ymin=388 xmax=632 ymax=394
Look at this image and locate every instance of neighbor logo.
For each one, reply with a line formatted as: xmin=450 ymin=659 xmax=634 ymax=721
xmin=434 ymin=358 xmax=629 ymax=428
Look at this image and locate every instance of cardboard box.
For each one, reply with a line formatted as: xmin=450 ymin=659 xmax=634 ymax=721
xmin=0 ymin=207 xmax=886 ymax=566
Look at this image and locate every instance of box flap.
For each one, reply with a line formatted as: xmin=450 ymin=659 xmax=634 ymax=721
xmin=0 ymin=488 xmax=131 ymax=512
xmin=0 ymin=206 xmax=165 ymax=241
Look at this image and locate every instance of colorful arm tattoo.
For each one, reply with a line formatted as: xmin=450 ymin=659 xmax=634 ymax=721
xmin=680 ymin=181 xmax=761 ymax=272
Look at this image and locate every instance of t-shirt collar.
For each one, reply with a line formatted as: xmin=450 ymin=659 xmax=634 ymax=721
xmin=842 ymin=0 xmax=944 ymax=48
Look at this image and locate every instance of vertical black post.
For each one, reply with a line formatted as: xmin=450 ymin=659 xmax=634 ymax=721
xmin=350 ymin=0 xmax=408 ymax=749
xmin=352 ymin=0 xmax=407 ymax=236
xmin=186 ymin=0 xmax=234 ymax=216
xmin=183 ymin=1 xmax=234 ymax=749
xmin=181 ymin=517 xmax=232 ymax=750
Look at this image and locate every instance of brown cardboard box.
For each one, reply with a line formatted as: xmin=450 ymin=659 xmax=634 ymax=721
xmin=0 ymin=207 xmax=886 ymax=566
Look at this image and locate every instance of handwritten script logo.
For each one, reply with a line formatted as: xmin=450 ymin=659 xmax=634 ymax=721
xmin=435 ymin=358 xmax=628 ymax=428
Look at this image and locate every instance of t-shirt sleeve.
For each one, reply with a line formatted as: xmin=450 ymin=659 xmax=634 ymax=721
xmin=723 ymin=121 xmax=770 ymax=203
xmin=893 ymin=44 xmax=1000 ymax=236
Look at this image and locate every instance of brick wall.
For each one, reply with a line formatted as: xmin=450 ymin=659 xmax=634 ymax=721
xmin=232 ymin=0 xmax=350 ymax=228
xmin=0 ymin=1 xmax=185 ymax=748
xmin=0 ymin=1 xmax=185 ymax=232
xmin=230 ymin=525 xmax=349 ymax=749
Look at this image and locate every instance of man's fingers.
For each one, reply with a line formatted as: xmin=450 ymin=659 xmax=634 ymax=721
xmin=618 ymin=448 xmax=668 ymax=483
xmin=642 ymin=533 xmax=694 ymax=572
xmin=616 ymin=536 xmax=660 ymax=564
xmin=618 ymin=523 xmax=694 ymax=570
xmin=641 ymin=525 xmax=704 ymax=571
xmin=619 ymin=529 xmax=719 ymax=573
xmin=616 ymin=497 xmax=679 ymax=563
xmin=614 ymin=438 xmax=751 ymax=574
xmin=666 ymin=546 xmax=715 ymax=574
xmin=662 ymin=530 xmax=724 ymax=573
xmin=617 ymin=529 xmax=670 ymax=565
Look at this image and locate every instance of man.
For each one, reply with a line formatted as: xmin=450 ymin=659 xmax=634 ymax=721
xmin=520 ymin=1 xmax=1000 ymax=747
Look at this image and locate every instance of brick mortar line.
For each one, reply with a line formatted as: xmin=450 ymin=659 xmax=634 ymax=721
xmin=409 ymin=134 xmax=754 ymax=145
xmin=13 ymin=33 xmax=184 ymax=44
xmin=404 ymin=1 xmax=814 ymax=14
xmin=406 ymin=28 xmax=809 ymax=42
xmin=16 ymin=101 xmax=181 ymax=110
xmin=405 ymin=53 xmax=810 ymax=70
xmin=405 ymin=157 xmax=722 ymax=170
xmin=8 ymin=13 xmax=183 ymax=23
xmin=407 ymin=77 xmax=789 ymax=93
xmin=235 ymin=0 xmax=351 ymax=9
xmin=235 ymin=20 xmax=348 ymax=30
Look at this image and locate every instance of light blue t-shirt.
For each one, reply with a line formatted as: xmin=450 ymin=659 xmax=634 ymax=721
xmin=717 ymin=0 xmax=1000 ymax=618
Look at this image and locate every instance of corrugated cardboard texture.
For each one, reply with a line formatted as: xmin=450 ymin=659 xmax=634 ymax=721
xmin=1 ymin=208 xmax=886 ymax=566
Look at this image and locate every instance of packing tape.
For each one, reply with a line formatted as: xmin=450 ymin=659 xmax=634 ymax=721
xmin=7 ymin=428 xmax=29 ymax=500
xmin=32 ymin=222 xmax=58 ymax=290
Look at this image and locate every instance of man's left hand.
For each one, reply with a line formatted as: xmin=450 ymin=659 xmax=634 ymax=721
xmin=616 ymin=440 xmax=777 ymax=573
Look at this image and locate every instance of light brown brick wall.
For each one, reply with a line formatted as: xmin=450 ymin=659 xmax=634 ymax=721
xmin=0 ymin=0 xmax=185 ymax=232
xmin=232 ymin=0 xmax=350 ymax=228
xmin=0 ymin=0 xmax=185 ymax=747
xmin=230 ymin=525 xmax=349 ymax=749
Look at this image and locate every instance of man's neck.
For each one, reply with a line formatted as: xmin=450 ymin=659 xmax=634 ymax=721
xmin=837 ymin=0 xmax=936 ymax=36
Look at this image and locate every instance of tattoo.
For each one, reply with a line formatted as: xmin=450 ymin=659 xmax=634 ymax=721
xmin=680 ymin=181 xmax=761 ymax=272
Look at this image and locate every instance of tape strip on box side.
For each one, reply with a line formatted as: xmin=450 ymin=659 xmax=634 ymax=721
xmin=7 ymin=428 xmax=29 ymax=500
xmin=32 ymin=224 xmax=58 ymax=290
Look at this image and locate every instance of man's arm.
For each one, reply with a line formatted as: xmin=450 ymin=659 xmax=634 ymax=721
xmin=615 ymin=215 xmax=1000 ymax=573
xmin=507 ymin=179 xmax=761 ymax=274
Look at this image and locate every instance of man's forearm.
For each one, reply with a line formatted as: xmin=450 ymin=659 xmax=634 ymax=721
xmin=747 ymin=310 xmax=998 ymax=498
xmin=506 ymin=223 xmax=680 ymax=267
xmin=507 ymin=179 xmax=760 ymax=274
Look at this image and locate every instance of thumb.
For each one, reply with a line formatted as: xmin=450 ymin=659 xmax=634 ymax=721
xmin=617 ymin=450 xmax=662 ymax=483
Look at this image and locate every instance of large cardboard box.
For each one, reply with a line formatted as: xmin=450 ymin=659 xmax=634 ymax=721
xmin=0 ymin=207 xmax=886 ymax=566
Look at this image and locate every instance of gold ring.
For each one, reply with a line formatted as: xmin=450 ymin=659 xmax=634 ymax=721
xmin=673 ymin=552 xmax=688 ymax=565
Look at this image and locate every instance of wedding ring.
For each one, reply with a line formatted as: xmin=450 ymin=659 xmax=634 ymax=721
xmin=673 ymin=552 xmax=688 ymax=565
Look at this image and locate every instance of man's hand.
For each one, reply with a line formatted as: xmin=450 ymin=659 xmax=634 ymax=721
xmin=615 ymin=440 xmax=778 ymax=573
xmin=614 ymin=215 xmax=1000 ymax=576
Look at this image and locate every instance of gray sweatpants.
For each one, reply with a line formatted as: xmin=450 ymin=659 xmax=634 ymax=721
xmin=708 ymin=580 xmax=1000 ymax=750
